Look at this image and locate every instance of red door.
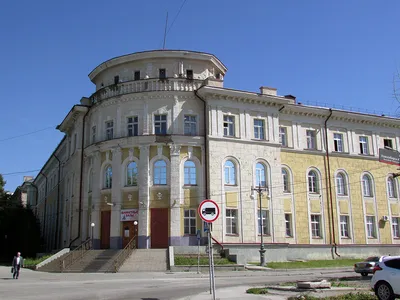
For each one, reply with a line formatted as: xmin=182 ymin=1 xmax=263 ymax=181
xmin=100 ymin=211 xmax=111 ymax=249
xmin=122 ymin=221 xmax=138 ymax=248
xmin=151 ymin=208 xmax=169 ymax=248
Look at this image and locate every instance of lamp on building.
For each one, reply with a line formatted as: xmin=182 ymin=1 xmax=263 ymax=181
xmin=90 ymin=222 xmax=95 ymax=247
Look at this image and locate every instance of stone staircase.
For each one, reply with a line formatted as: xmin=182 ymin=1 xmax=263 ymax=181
xmin=63 ymin=250 xmax=122 ymax=273
xmin=119 ymin=249 xmax=168 ymax=272
xmin=36 ymin=253 xmax=69 ymax=273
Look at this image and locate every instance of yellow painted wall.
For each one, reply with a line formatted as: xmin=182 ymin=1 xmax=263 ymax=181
xmin=121 ymin=147 xmax=140 ymax=161
xmin=122 ymin=191 xmax=139 ymax=208
xmin=149 ymin=189 xmax=170 ymax=208
xmin=226 ymin=192 xmax=238 ymax=208
xmin=281 ymin=151 xmax=396 ymax=244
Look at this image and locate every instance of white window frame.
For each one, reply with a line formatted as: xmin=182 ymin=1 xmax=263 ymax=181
xmin=127 ymin=116 xmax=138 ymax=137
xmin=388 ymin=177 xmax=397 ymax=198
xmin=253 ymin=119 xmax=265 ymax=140
xmin=392 ymin=217 xmax=400 ymax=238
xmin=285 ymin=213 xmax=293 ymax=237
xmin=366 ymin=216 xmax=376 ymax=238
xmin=279 ymin=127 xmax=287 ymax=147
xmin=223 ymin=115 xmax=235 ymax=137
xmin=153 ymin=160 xmax=167 ymax=185
xmin=255 ymin=162 xmax=267 ymax=188
xmin=184 ymin=115 xmax=197 ymax=136
xmin=306 ymin=130 xmax=316 ymax=150
xmin=308 ymin=171 xmax=319 ymax=193
xmin=336 ymin=173 xmax=347 ymax=196
xmin=184 ymin=209 xmax=196 ymax=235
xmin=362 ymin=175 xmax=373 ymax=197
xmin=126 ymin=161 xmax=138 ymax=186
xmin=154 ymin=114 xmax=167 ymax=135
xmin=340 ymin=215 xmax=350 ymax=238
xmin=359 ymin=136 xmax=369 ymax=155
xmin=105 ymin=121 xmax=114 ymax=140
xmin=104 ymin=165 xmax=112 ymax=189
xmin=384 ymin=138 xmax=393 ymax=149
xmin=224 ymin=160 xmax=236 ymax=185
xmin=184 ymin=161 xmax=197 ymax=185
xmin=311 ymin=214 xmax=321 ymax=238
xmin=333 ymin=133 xmax=343 ymax=152
xmin=257 ymin=209 xmax=269 ymax=235
xmin=226 ymin=209 xmax=238 ymax=235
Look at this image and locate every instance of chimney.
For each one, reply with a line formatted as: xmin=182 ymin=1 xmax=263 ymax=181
xmin=259 ymin=86 xmax=277 ymax=96
xmin=80 ymin=97 xmax=91 ymax=106
xmin=284 ymin=94 xmax=296 ymax=104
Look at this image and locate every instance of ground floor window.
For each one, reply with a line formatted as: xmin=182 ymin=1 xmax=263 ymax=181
xmin=310 ymin=214 xmax=321 ymax=238
xmin=340 ymin=215 xmax=350 ymax=238
xmin=184 ymin=209 xmax=196 ymax=235
xmin=285 ymin=213 xmax=293 ymax=237
xmin=226 ymin=209 xmax=238 ymax=235
xmin=366 ymin=216 xmax=376 ymax=238
xmin=392 ymin=217 xmax=400 ymax=238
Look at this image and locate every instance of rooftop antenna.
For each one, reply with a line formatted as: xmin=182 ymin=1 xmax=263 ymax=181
xmin=162 ymin=12 xmax=168 ymax=49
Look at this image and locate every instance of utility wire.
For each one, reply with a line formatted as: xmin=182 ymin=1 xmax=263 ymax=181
xmin=0 ymin=125 xmax=56 ymax=143
xmin=159 ymin=0 xmax=189 ymax=48
xmin=2 ymin=169 xmax=40 ymax=176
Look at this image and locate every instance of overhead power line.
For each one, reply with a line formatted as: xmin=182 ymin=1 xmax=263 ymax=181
xmin=0 ymin=125 xmax=56 ymax=143
xmin=2 ymin=169 xmax=41 ymax=176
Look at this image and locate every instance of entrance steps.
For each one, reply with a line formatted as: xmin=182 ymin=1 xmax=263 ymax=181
xmin=63 ymin=249 xmax=121 ymax=273
xmin=119 ymin=249 xmax=168 ymax=272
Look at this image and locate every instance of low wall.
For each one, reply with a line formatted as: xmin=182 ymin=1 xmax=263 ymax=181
xmin=36 ymin=248 xmax=70 ymax=269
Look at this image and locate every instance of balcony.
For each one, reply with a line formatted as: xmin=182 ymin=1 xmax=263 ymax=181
xmin=90 ymin=78 xmax=204 ymax=104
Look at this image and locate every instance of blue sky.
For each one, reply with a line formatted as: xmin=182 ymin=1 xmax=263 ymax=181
xmin=1 ymin=0 xmax=399 ymax=192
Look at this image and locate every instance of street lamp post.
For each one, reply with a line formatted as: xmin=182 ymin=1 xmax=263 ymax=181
xmin=91 ymin=223 xmax=95 ymax=248
xmin=251 ymin=186 xmax=267 ymax=267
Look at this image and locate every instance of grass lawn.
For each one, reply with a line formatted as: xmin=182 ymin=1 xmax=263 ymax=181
xmin=24 ymin=255 xmax=52 ymax=268
xmin=174 ymin=256 xmax=235 ymax=266
xmin=264 ymin=258 xmax=362 ymax=269
xmin=288 ymin=293 xmax=376 ymax=300
xmin=246 ymin=287 xmax=268 ymax=294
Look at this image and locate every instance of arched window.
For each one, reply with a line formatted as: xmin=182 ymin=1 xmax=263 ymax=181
xmin=224 ymin=160 xmax=236 ymax=185
xmin=308 ymin=170 xmax=319 ymax=193
xmin=336 ymin=172 xmax=347 ymax=196
xmin=282 ymin=168 xmax=290 ymax=193
xmin=387 ymin=177 xmax=397 ymax=198
xmin=154 ymin=160 xmax=167 ymax=185
xmin=255 ymin=163 xmax=267 ymax=188
xmin=362 ymin=174 xmax=373 ymax=197
xmin=126 ymin=162 xmax=138 ymax=186
xmin=184 ymin=161 xmax=197 ymax=185
xmin=104 ymin=165 xmax=112 ymax=189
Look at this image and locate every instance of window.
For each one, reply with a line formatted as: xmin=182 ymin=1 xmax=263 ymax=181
xmin=282 ymin=168 xmax=290 ymax=193
xmin=387 ymin=177 xmax=397 ymax=198
xmin=253 ymin=119 xmax=265 ymax=140
xmin=362 ymin=175 xmax=373 ymax=197
xmin=306 ymin=130 xmax=316 ymax=150
xmin=279 ymin=127 xmax=287 ymax=146
xmin=392 ymin=217 xmax=400 ymax=238
xmin=333 ymin=133 xmax=343 ymax=152
xmin=105 ymin=121 xmax=114 ymax=140
xmin=366 ymin=216 xmax=376 ymax=238
xmin=127 ymin=116 xmax=138 ymax=137
xmin=184 ymin=161 xmax=196 ymax=185
xmin=336 ymin=173 xmax=347 ymax=196
xmin=153 ymin=160 xmax=167 ymax=185
xmin=258 ymin=210 xmax=269 ymax=235
xmin=126 ymin=162 xmax=138 ymax=186
xmin=359 ymin=136 xmax=369 ymax=155
xmin=340 ymin=215 xmax=350 ymax=238
xmin=184 ymin=115 xmax=197 ymax=136
xmin=308 ymin=170 xmax=319 ymax=193
xmin=223 ymin=115 xmax=235 ymax=137
xmin=91 ymin=126 xmax=96 ymax=143
xmin=159 ymin=68 xmax=166 ymax=79
xmin=184 ymin=209 xmax=196 ymax=235
xmin=226 ymin=209 xmax=238 ymax=234
xmin=224 ymin=160 xmax=236 ymax=185
xmin=285 ymin=214 xmax=293 ymax=237
xmin=311 ymin=215 xmax=321 ymax=238
xmin=154 ymin=114 xmax=167 ymax=135
xmin=134 ymin=71 xmax=140 ymax=81
xmin=104 ymin=166 xmax=112 ymax=189
xmin=114 ymin=75 xmax=120 ymax=85
xmin=186 ymin=69 xmax=193 ymax=80
xmin=384 ymin=138 xmax=393 ymax=149
xmin=255 ymin=163 xmax=267 ymax=188
xmin=383 ymin=258 xmax=400 ymax=269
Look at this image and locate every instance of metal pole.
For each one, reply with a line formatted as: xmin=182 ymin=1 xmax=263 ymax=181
xmin=208 ymin=230 xmax=212 ymax=294
xmin=256 ymin=187 xmax=266 ymax=267
xmin=197 ymin=234 xmax=200 ymax=274
xmin=210 ymin=230 xmax=216 ymax=300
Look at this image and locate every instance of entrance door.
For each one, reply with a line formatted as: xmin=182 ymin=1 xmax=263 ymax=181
xmin=100 ymin=211 xmax=111 ymax=249
xmin=151 ymin=208 xmax=169 ymax=248
xmin=122 ymin=221 xmax=138 ymax=248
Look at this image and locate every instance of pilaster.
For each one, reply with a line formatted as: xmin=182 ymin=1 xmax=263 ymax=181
xmin=81 ymin=155 xmax=90 ymax=241
xmin=110 ymin=147 xmax=122 ymax=249
xmin=91 ymin=151 xmax=101 ymax=248
xmin=138 ymin=145 xmax=150 ymax=248
xmin=169 ymin=144 xmax=181 ymax=245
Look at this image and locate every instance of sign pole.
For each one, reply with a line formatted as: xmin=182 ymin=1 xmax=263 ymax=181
xmin=197 ymin=229 xmax=201 ymax=274
xmin=208 ymin=229 xmax=212 ymax=294
xmin=210 ymin=228 xmax=216 ymax=300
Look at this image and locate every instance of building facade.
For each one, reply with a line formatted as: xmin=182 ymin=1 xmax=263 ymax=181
xmin=25 ymin=50 xmax=400 ymax=252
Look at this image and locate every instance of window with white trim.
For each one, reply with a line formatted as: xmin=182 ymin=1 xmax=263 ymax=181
xmin=387 ymin=177 xmax=397 ymax=198
xmin=257 ymin=210 xmax=269 ymax=235
xmin=366 ymin=216 xmax=376 ymax=238
xmin=226 ymin=209 xmax=238 ymax=235
xmin=255 ymin=163 xmax=267 ymax=188
xmin=282 ymin=168 xmax=290 ymax=193
xmin=359 ymin=136 xmax=369 ymax=155
xmin=392 ymin=217 xmax=400 ymax=238
xmin=153 ymin=160 xmax=167 ymax=185
xmin=184 ymin=115 xmax=197 ymax=136
xmin=223 ymin=115 xmax=235 ymax=137
xmin=126 ymin=162 xmax=138 ymax=186
xmin=310 ymin=214 xmax=321 ymax=238
xmin=384 ymin=138 xmax=393 ymax=149
xmin=362 ymin=175 xmax=373 ymax=197
xmin=105 ymin=121 xmax=114 ymax=140
xmin=306 ymin=130 xmax=316 ymax=150
xmin=336 ymin=173 xmax=347 ymax=196
xmin=279 ymin=127 xmax=287 ymax=146
xmin=104 ymin=165 xmax=112 ymax=189
xmin=184 ymin=209 xmax=196 ymax=235
xmin=154 ymin=115 xmax=167 ymax=135
xmin=340 ymin=215 xmax=350 ymax=238
xmin=253 ymin=119 xmax=265 ymax=140
xmin=184 ymin=161 xmax=197 ymax=185
xmin=308 ymin=170 xmax=319 ymax=193
xmin=127 ymin=116 xmax=138 ymax=137
xmin=333 ymin=133 xmax=343 ymax=152
xmin=285 ymin=214 xmax=293 ymax=237
xmin=224 ymin=160 xmax=236 ymax=185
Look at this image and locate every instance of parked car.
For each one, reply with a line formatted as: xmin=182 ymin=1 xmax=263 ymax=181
xmin=371 ymin=255 xmax=400 ymax=300
xmin=354 ymin=256 xmax=382 ymax=276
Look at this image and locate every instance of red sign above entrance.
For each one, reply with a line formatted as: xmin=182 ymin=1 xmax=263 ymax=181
xmin=120 ymin=209 xmax=138 ymax=221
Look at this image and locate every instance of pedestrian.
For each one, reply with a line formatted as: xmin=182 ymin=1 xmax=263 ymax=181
xmin=11 ymin=252 xmax=24 ymax=279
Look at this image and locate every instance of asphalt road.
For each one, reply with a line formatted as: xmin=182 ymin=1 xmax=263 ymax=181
xmin=0 ymin=267 xmax=361 ymax=300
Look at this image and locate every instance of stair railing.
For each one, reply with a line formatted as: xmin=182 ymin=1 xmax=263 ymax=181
xmin=60 ymin=238 xmax=92 ymax=272
xmin=108 ymin=235 xmax=137 ymax=273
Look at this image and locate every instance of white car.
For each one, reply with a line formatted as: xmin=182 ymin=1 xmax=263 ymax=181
xmin=370 ymin=255 xmax=400 ymax=300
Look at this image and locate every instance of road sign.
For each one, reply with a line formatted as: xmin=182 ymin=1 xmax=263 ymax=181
xmin=198 ymin=199 xmax=220 ymax=223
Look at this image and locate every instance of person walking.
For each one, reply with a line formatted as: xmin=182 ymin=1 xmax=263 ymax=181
xmin=12 ymin=252 xmax=24 ymax=279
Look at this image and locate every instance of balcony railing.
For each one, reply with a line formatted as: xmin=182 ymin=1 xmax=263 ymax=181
xmin=90 ymin=78 xmax=204 ymax=104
